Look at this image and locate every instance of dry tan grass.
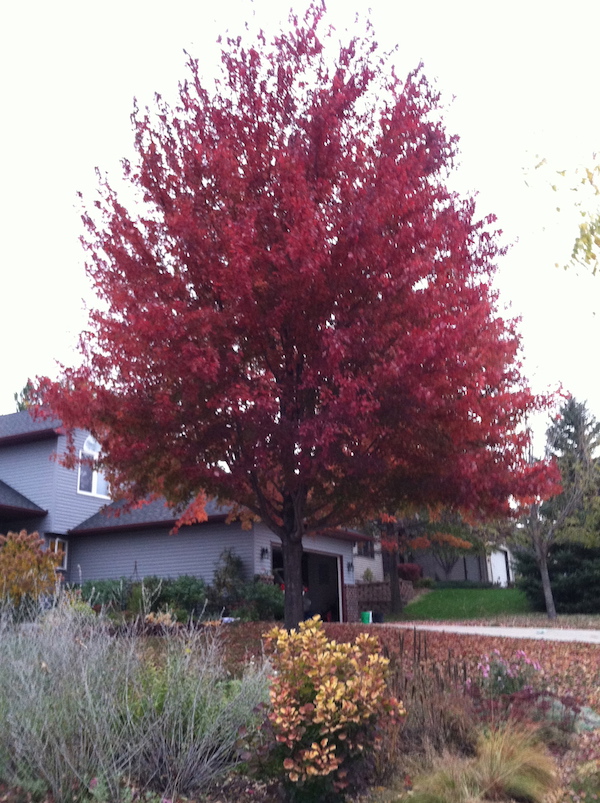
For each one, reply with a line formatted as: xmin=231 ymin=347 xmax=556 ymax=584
xmin=409 ymin=724 xmax=558 ymax=803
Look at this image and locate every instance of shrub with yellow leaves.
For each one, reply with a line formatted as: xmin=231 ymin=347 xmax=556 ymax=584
xmin=261 ymin=616 xmax=404 ymax=801
xmin=144 ymin=609 xmax=180 ymax=629
xmin=0 ymin=530 xmax=60 ymax=608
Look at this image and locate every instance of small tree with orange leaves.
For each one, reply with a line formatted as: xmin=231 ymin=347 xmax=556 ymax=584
xmin=377 ymin=509 xmax=488 ymax=608
xmin=0 ymin=530 xmax=60 ymax=607
xmin=411 ymin=531 xmax=476 ymax=580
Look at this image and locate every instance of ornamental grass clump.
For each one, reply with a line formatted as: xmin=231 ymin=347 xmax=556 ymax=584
xmin=381 ymin=628 xmax=477 ymax=760
xmin=261 ymin=616 xmax=403 ymax=801
xmin=410 ymin=723 xmax=557 ymax=803
xmin=0 ymin=594 xmax=270 ymax=801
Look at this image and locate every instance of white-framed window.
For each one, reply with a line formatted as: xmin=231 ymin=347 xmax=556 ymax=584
xmin=355 ymin=540 xmax=375 ymax=559
xmin=47 ymin=537 xmax=68 ymax=571
xmin=78 ymin=435 xmax=110 ymax=498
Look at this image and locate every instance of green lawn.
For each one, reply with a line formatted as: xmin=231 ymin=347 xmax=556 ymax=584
xmin=394 ymin=587 xmax=532 ymax=621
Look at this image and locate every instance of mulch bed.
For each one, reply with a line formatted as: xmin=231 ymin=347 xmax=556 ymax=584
xmin=1 ymin=622 xmax=598 ymax=802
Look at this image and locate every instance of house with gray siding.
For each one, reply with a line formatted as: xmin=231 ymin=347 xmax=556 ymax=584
xmin=0 ymin=411 xmax=364 ymax=621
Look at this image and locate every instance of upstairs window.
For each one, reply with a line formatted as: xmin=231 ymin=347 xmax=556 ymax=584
xmin=48 ymin=537 xmax=67 ymax=571
xmin=78 ymin=435 xmax=110 ymax=498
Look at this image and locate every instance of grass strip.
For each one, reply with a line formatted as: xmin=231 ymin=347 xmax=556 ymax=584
xmin=395 ymin=588 xmax=532 ymax=620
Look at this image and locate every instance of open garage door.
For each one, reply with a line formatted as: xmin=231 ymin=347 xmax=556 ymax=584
xmin=272 ymin=547 xmax=342 ymax=621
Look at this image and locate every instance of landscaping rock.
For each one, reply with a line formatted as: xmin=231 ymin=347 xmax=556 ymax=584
xmin=574 ymin=706 xmax=600 ymax=733
xmin=536 ymin=696 xmax=600 ymax=733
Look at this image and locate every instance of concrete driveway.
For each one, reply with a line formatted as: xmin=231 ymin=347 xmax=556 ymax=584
xmin=390 ymin=623 xmax=600 ymax=644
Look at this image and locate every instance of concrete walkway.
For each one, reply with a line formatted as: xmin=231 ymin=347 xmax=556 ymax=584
xmin=389 ymin=623 xmax=600 ymax=644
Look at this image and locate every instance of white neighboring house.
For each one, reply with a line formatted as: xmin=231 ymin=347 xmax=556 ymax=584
xmin=352 ymin=529 xmax=515 ymax=587
xmin=486 ymin=546 xmax=516 ymax=587
xmin=353 ymin=537 xmax=384 ymax=583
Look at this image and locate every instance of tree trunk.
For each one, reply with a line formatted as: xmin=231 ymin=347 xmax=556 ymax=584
xmin=535 ymin=542 xmax=557 ymax=620
xmin=383 ymin=544 xmax=403 ymax=615
xmin=281 ymin=533 xmax=305 ymax=630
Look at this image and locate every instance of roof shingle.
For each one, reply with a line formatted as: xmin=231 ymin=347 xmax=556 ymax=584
xmin=0 ymin=479 xmax=46 ymax=515
xmin=72 ymin=497 xmax=229 ymax=534
xmin=0 ymin=411 xmax=62 ymax=445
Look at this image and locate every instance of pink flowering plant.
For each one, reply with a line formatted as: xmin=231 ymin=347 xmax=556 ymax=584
xmin=475 ymin=649 xmax=541 ymax=698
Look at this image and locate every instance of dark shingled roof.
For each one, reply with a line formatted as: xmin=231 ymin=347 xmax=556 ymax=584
xmin=72 ymin=496 xmax=372 ymax=544
xmin=0 ymin=479 xmax=46 ymax=517
xmin=0 ymin=411 xmax=62 ymax=446
xmin=72 ymin=497 xmax=230 ymax=534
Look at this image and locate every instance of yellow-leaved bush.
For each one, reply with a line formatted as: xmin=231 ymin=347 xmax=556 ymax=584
xmin=0 ymin=530 xmax=60 ymax=606
xmin=262 ymin=616 xmax=404 ymax=796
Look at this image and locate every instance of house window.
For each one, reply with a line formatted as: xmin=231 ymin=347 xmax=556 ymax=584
xmin=355 ymin=540 xmax=375 ymax=559
xmin=78 ymin=435 xmax=110 ymax=498
xmin=48 ymin=537 xmax=67 ymax=571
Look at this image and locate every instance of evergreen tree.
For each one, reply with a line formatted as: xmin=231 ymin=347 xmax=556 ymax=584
xmin=14 ymin=381 xmax=33 ymax=412
xmin=518 ymin=398 xmax=600 ymax=618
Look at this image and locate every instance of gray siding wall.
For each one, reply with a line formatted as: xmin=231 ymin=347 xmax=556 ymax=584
xmin=53 ymin=431 xmax=109 ymax=533
xmin=252 ymin=523 xmax=274 ymax=578
xmin=67 ymin=520 xmax=355 ymax=589
xmin=0 ymin=438 xmax=57 ymax=531
xmin=66 ymin=520 xmax=256 ymax=584
xmin=0 ymin=430 xmax=109 ymax=536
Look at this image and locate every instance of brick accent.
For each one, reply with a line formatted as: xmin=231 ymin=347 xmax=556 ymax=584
xmin=343 ymin=584 xmax=359 ymax=623
xmin=355 ymin=580 xmax=414 ymax=615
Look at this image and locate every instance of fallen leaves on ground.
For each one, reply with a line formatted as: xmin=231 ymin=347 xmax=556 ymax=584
xmin=222 ymin=620 xmax=600 ymax=709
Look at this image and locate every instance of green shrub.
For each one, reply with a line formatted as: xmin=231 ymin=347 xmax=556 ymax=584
xmin=210 ymin=549 xmax=245 ymax=604
xmin=82 ymin=575 xmax=208 ymax=618
xmin=80 ymin=577 xmax=131 ymax=609
xmin=128 ymin=576 xmax=165 ymax=615
xmin=413 ymin=577 xmax=435 ymax=589
xmin=515 ymin=545 xmax=600 ymax=614
xmin=205 ymin=549 xmax=247 ymax=615
xmin=231 ymin=580 xmax=285 ymax=621
xmin=161 ymin=575 xmax=207 ymax=616
xmin=361 ymin=568 xmax=374 ymax=583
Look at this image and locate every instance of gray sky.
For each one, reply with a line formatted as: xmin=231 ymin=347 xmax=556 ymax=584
xmin=2 ymin=0 xmax=599 ymax=449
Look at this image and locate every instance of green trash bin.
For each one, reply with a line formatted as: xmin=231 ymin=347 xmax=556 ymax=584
xmin=360 ymin=611 xmax=372 ymax=624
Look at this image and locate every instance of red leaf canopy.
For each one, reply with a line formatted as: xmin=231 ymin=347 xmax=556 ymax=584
xmin=42 ymin=6 xmax=548 ymax=543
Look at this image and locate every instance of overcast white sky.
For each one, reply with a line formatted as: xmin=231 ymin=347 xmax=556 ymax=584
xmin=1 ymin=0 xmax=599 ymax=450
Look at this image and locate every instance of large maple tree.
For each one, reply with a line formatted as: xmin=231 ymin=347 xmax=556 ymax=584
xmin=40 ymin=5 xmax=554 ymax=628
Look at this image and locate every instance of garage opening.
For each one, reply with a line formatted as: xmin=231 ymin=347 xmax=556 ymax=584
xmin=272 ymin=547 xmax=341 ymax=621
